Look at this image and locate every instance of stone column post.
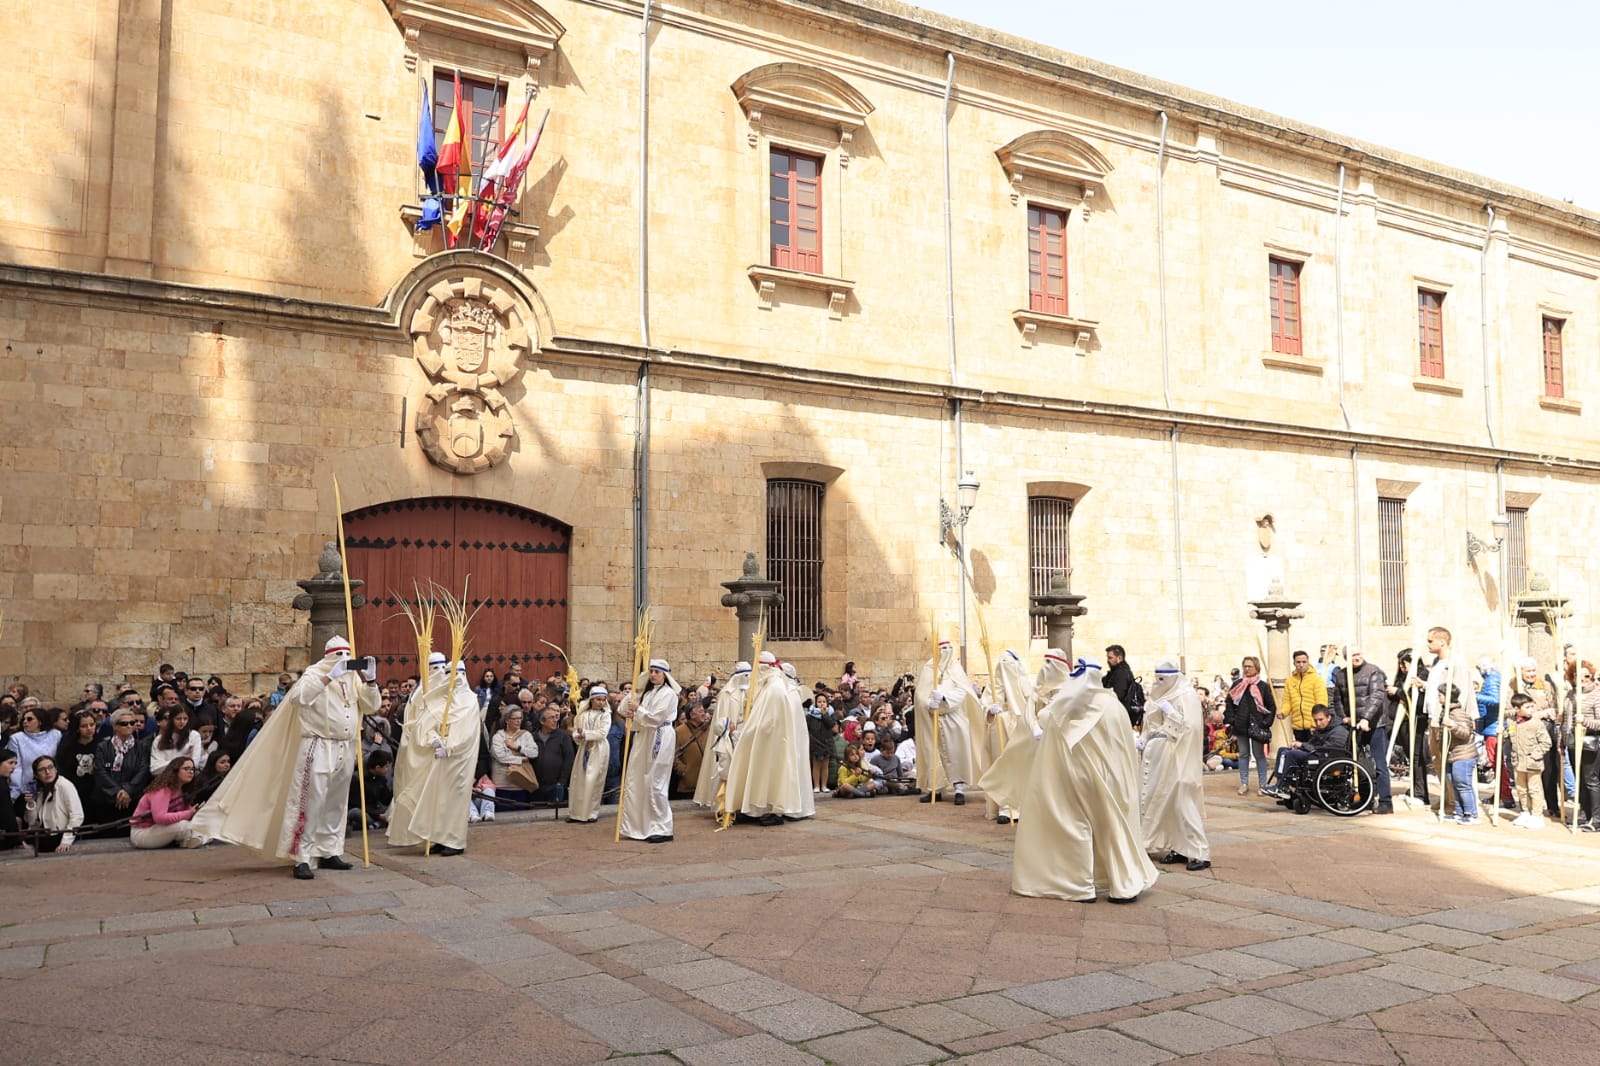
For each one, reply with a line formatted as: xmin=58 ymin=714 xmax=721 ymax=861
xmin=1514 ymin=574 xmax=1570 ymax=677
xmin=720 ymin=552 xmax=783 ymax=667
xmin=1029 ymin=571 xmax=1088 ymax=662
xmin=1248 ymin=587 xmax=1304 ymax=705
xmin=292 ymin=542 xmax=366 ymax=660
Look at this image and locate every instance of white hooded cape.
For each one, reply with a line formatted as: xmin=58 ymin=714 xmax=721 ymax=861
xmin=914 ymin=644 xmax=991 ymax=790
xmin=694 ymin=667 xmax=750 ymax=809
xmin=724 ymin=664 xmax=814 ymax=818
xmin=981 ymin=665 xmax=1159 ymax=901
xmin=1139 ymin=671 xmax=1210 ymax=861
xmin=387 ymin=668 xmax=480 ymax=850
xmin=619 ymin=674 xmax=678 ymax=840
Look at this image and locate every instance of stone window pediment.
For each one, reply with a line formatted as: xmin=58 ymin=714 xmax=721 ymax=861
xmin=732 ymin=63 xmax=874 ymax=152
xmin=996 ymin=129 xmax=1114 ymax=204
xmin=388 ymin=0 xmax=565 ymax=80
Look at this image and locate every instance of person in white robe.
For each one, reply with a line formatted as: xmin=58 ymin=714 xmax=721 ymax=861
xmin=619 ymin=659 xmax=679 ymax=842
xmin=693 ymin=662 xmax=750 ymax=813
xmin=914 ymin=640 xmax=990 ymax=805
xmin=567 ymin=685 xmax=612 ymax=823
xmin=193 ymin=635 xmax=376 ymax=879
xmin=984 ymin=650 xmax=1037 ymax=824
xmin=724 ymin=652 xmax=815 ymax=826
xmin=1139 ymin=660 xmax=1211 ymax=871
xmin=1035 ymin=649 xmax=1072 ymax=706
xmin=981 ymin=659 xmax=1159 ymax=903
xmin=388 ymin=652 xmax=480 ymax=855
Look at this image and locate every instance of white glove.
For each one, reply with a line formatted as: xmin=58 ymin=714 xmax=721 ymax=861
xmin=1135 ymin=735 xmax=1146 ymax=752
xmin=1032 ymin=726 xmax=1045 ymax=740
xmin=1155 ymin=700 xmax=1175 ymax=718
xmin=329 ymin=658 xmax=348 ymax=680
xmin=432 ymin=739 xmax=447 ymax=759
xmin=360 ymin=660 xmax=378 ymax=683
xmin=927 ymin=692 xmax=945 ymax=709
xmin=986 ymin=704 xmax=1002 ymax=718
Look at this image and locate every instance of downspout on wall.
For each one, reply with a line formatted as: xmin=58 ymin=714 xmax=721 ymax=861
xmin=1156 ymin=111 xmax=1187 ymax=670
xmin=632 ymin=0 xmax=653 ymax=626
xmin=941 ymin=52 xmax=969 ymax=664
xmin=1480 ymin=205 xmax=1498 ymax=449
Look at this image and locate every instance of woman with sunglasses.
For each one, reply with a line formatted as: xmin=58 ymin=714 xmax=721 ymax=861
xmin=6 ymin=700 xmax=61 ymax=802
xmin=23 ymin=755 xmax=83 ymax=853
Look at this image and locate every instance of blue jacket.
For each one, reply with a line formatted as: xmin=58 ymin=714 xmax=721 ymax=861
xmin=1475 ymin=668 xmax=1502 ymax=736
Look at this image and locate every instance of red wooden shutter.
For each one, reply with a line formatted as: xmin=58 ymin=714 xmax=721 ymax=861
xmin=770 ymin=148 xmax=822 ymax=273
xmin=1417 ymin=291 xmax=1445 ymax=378
xmin=1027 ymin=205 xmax=1069 ymax=314
xmin=1543 ymin=317 xmax=1565 ymax=398
xmin=1269 ymin=258 xmax=1302 ymax=355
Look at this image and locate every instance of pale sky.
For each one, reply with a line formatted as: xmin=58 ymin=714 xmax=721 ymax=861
xmin=922 ymin=0 xmax=1599 ymax=212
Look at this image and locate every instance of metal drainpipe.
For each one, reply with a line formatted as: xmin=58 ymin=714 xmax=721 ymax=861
xmin=1350 ymin=445 xmax=1362 ymax=648
xmin=1155 ymin=111 xmax=1186 ymax=670
xmin=1335 ymin=164 xmax=1351 ymax=430
xmin=1480 ymin=204 xmax=1497 ymax=448
xmin=633 ymin=0 xmax=653 ymax=627
xmin=941 ymin=52 xmax=968 ymax=664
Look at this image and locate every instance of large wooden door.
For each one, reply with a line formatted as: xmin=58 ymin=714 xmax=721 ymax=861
xmin=343 ymin=498 xmax=570 ymax=683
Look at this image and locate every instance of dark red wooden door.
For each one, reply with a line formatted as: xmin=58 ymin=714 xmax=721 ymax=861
xmin=343 ymin=498 xmax=570 ymax=683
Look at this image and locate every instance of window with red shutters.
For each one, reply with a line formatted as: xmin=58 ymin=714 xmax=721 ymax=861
xmin=770 ymin=148 xmax=822 ymax=274
xmin=1269 ymin=257 xmax=1302 ymax=355
xmin=1543 ymin=316 xmax=1565 ymax=398
xmin=1027 ymin=205 xmax=1069 ymax=314
xmin=432 ymin=71 xmax=508 ymax=177
xmin=1417 ymin=290 xmax=1445 ymax=378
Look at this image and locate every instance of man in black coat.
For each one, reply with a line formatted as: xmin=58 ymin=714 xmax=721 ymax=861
xmin=1329 ymin=649 xmax=1392 ymax=812
xmin=528 ymin=705 xmax=577 ymax=804
xmin=1104 ymin=645 xmax=1142 ymax=726
xmin=1262 ymin=706 xmax=1349 ymax=797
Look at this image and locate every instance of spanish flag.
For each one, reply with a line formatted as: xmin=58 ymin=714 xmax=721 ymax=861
xmin=437 ymin=74 xmax=474 ymax=247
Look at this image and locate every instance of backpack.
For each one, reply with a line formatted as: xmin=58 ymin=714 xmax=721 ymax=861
xmin=1127 ymin=676 xmax=1146 ymax=727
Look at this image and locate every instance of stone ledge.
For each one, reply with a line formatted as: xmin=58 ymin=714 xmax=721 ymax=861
xmin=1411 ymin=375 xmax=1464 ymax=396
xmin=1539 ymin=395 xmax=1582 ymax=414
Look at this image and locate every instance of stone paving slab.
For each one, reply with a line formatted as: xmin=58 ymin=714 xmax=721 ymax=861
xmin=1111 ymin=1010 xmax=1257 ymax=1055
xmin=1031 ymin=1028 xmax=1176 ymax=1065
xmin=1477 ymin=965 xmax=1599 ymax=1002
xmin=944 ymin=993 xmax=1053 ymax=1030
xmin=676 ymin=1033 xmax=826 ymax=1066
xmin=738 ymin=995 xmax=871 ymax=1041
xmin=1186 ymin=993 xmax=1329 ymax=1036
xmin=803 ymin=1025 xmax=949 ymax=1065
xmin=1264 ymin=972 xmax=1427 ymax=1018
xmin=1003 ymin=972 xmax=1166 ymax=1017
xmin=567 ymin=998 xmax=727 ymax=1054
xmin=1180 ymin=948 xmax=1296 ymax=980
xmin=1361 ymin=962 xmax=1481 ymax=994
xmin=1238 ymin=934 xmax=1374 ymax=967
xmin=871 ymin=1002 xmax=996 ymax=1044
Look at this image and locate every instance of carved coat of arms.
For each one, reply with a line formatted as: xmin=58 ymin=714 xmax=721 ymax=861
xmin=407 ymin=277 xmax=533 ymax=474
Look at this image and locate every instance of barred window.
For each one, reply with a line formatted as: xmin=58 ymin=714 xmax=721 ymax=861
xmin=1506 ymin=507 xmax=1528 ymax=610
xmin=1028 ymin=497 xmax=1073 ymax=639
xmin=1378 ymin=496 xmax=1407 ymax=626
xmin=767 ymin=479 xmax=824 ymax=641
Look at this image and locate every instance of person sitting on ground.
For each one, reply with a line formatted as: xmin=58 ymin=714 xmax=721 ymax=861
xmin=149 ymin=707 xmax=205 ymax=774
xmin=187 ymin=750 xmax=231 ymax=806
xmin=527 ymin=705 xmax=576 ymax=806
xmin=0 ymin=752 xmax=25 ymax=851
xmin=1261 ymin=705 xmax=1349 ymax=798
xmin=868 ymin=733 xmax=912 ymax=795
xmin=834 ymin=743 xmax=881 ymax=798
xmin=7 ymin=700 xmax=61 ymax=801
xmin=489 ymin=708 xmax=538 ymax=806
xmin=57 ymin=709 xmax=101 ymax=802
xmin=349 ymin=748 xmax=393 ymax=831
xmin=92 ymin=709 xmax=152 ymax=829
xmin=130 ymin=757 xmax=207 ymax=849
xmin=23 ymin=755 xmax=84 ymax=853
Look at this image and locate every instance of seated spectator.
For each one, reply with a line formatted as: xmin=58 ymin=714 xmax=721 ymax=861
xmin=92 ymin=710 xmax=152 ymax=828
xmin=57 ymin=709 xmax=101 ymax=799
xmin=834 ymin=743 xmax=881 ymax=798
xmin=130 ymin=757 xmax=206 ymax=849
xmin=489 ymin=708 xmax=538 ymax=804
xmin=187 ymin=750 xmax=232 ymax=806
xmin=223 ymin=700 xmax=263 ymax=763
xmin=673 ymin=702 xmax=710 ymax=799
xmin=363 ymin=697 xmax=396 ymax=760
xmin=23 ymin=755 xmax=83 ymax=853
xmin=150 ymin=707 xmax=206 ymax=774
xmin=7 ymin=699 xmax=62 ymax=800
xmin=868 ymin=734 xmax=913 ymax=795
xmin=895 ymin=732 xmax=917 ymax=784
xmin=0 ymin=752 xmax=22 ymax=851
xmin=1262 ymin=705 xmax=1348 ymax=797
xmin=267 ymin=671 xmax=294 ymax=710
xmin=527 ymin=705 xmax=576 ymax=805
xmin=349 ymin=749 xmax=393 ymax=831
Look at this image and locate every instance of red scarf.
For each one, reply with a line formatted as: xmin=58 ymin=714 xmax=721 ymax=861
xmin=1229 ymin=675 xmax=1268 ymax=705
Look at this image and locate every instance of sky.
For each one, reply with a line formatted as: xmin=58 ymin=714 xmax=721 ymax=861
xmin=919 ymin=0 xmax=1599 ymax=212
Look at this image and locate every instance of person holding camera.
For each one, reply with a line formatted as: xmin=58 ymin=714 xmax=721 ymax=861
xmin=194 ymin=635 xmax=378 ymax=879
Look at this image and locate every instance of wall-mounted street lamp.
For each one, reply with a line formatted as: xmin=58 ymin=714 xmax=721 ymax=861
xmin=1466 ymin=513 xmax=1511 ymax=566
xmin=939 ymin=471 xmax=981 ymax=555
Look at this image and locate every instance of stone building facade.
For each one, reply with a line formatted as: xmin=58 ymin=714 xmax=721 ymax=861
xmin=2 ymin=0 xmax=1597 ymax=700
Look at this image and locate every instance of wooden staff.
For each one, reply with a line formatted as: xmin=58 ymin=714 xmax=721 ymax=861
xmin=434 ymin=580 xmax=479 ymax=745
xmin=1438 ymin=644 xmax=1458 ymax=824
xmin=539 ymin=639 xmax=582 ymax=713
xmin=1573 ymin=641 xmax=1586 ymax=836
xmin=1490 ymin=643 xmax=1513 ymax=827
xmin=926 ymin=616 xmax=943 ymax=801
xmin=1341 ymin=644 xmax=1359 ymax=762
xmin=614 ymin=607 xmax=652 ymax=842
xmin=973 ymin=602 xmax=1007 ymax=750
xmin=331 ymin=477 xmax=371 ymax=869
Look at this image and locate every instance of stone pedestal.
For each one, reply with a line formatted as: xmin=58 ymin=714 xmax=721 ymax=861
xmin=1029 ymin=572 xmax=1087 ymax=661
xmin=720 ymin=552 xmax=783 ymax=667
xmin=292 ymin=542 xmax=367 ymax=659
xmin=1514 ymin=573 xmax=1570 ymax=676
xmin=1249 ymin=589 xmax=1304 ymax=703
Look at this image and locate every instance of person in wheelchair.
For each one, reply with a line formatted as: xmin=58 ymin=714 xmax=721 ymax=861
xmin=1261 ymin=704 xmax=1349 ymax=799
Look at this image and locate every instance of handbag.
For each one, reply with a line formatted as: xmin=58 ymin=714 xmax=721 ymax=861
xmin=506 ymin=760 xmax=541 ymax=793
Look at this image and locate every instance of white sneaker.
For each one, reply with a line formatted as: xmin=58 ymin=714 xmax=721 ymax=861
xmin=1526 ymin=815 xmax=1546 ymax=830
xmin=483 ymin=810 xmax=495 ymax=822
xmin=468 ymin=810 xmax=482 ymax=824
xmin=1512 ymin=812 xmax=1531 ymax=827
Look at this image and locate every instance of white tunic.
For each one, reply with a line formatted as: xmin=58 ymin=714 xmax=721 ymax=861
xmin=194 ymin=654 xmax=376 ymax=863
xmin=618 ymin=684 xmax=677 ymax=840
xmin=567 ymin=702 xmax=613 ymax=822
xmin=388 ymin=671 xmax=480 ymax=851
xmin=724 ymin=666 xmax=814 ymax=819
xmin=693 ymin=671 xmax=750 ymax=809
xmin=914 ymin=647 xmax=990 ymax=791
xmin=982 ymin=668 xmax=1159 ymax=901
xmin=1139 ymin=676 xmax=1210 ymax=861
xmin=985 ymin=652 xmax=1037 ymax=819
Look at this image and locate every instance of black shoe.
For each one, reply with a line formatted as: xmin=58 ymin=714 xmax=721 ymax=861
xmin=431 ymin=845 xmax=464 ymax=856
xmin=1157 ymin=851 xmax=1188 ymax=865
xmin=919 ymin=791 xmax=942 ymax=803
xmin=758 ymin=814 xmax=782 ymax=827
xmin=1072 ymin=897 xmax=1096 ymax=904
xmin=1584 ymin=822 xmax=1600 ymax=833
xmin=953 ymin=792 xmax=966 ymax=806
xmin=644 ymin=834 xmax=674 ymax=843
xmin=1185 ymin=859 xmax=1211 ymax=872
xmin=996 ymin=814 xmax=1011 ymax=825
xmin=1108 ymin=895 xmax=1138 ymax=904
xmin=293 ymin=863 xmax=314 ymax=880
xmin=317 ymin=855 xmax=353 ymax=870
xmin=1374 ymin=802 xmax=1394 ymax=815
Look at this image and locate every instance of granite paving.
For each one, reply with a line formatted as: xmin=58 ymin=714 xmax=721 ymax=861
xmin=3 ymin=772 xmax=1600 ymax=1063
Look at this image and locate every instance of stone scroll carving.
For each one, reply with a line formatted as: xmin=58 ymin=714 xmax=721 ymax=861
xmin=407 ymin=276 xmax=534 ymax=474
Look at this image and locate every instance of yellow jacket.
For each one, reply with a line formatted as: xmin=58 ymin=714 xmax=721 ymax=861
xmin=1282 ymin=669 xmax=1328 ymax=731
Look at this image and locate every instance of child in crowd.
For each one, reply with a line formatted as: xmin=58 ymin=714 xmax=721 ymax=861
xmin=1508 ymin=693 xmax=1552 ymax=829
xmin=1444 ymin=684 xmax=1480 ymax=825
xmin=834 ymin=743 xmax=880 ymax=798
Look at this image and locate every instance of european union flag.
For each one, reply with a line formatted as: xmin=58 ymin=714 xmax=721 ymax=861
xmin=416 ymin=83 xmax=442 ymax=231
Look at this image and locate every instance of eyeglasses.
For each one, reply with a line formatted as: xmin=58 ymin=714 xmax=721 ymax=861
xmin=124 ymin=699 xmax=144 ymax=707
xmin=113 ymin=719 xmax=135 ymax=727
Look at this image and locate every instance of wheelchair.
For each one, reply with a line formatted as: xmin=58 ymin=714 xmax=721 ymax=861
xmin=1272 ymin=752 xmax=1375 ymax=817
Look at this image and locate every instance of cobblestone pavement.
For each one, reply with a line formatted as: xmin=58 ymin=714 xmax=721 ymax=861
xmin=4 ymin=775 xmax=1600 ymax=1064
